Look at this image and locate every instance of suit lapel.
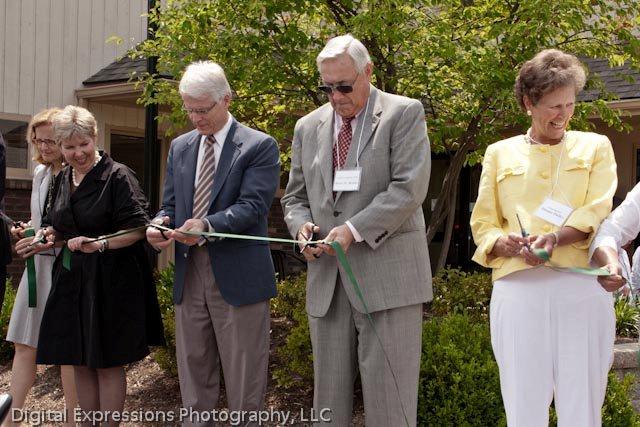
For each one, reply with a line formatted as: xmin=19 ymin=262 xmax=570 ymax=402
xmin=178 ymin=132 xmax=201 ymax=216
xmin=317 ymin=108 xmax=335 ymax=204
xmin=335 ymin=86 xmax=381 ymax=204
xmin=209 ymin=120 xmax=241 ymax=207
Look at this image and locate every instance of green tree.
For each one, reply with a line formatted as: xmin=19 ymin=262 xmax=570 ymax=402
xmin=133 ymin=0 xmax=640 ymax=270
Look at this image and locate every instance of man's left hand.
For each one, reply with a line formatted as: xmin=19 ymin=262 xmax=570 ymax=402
xmin=172 ymin=219 xmax=207 ymax=246
xmin=319 ymin=224 xmax=354 ymax=256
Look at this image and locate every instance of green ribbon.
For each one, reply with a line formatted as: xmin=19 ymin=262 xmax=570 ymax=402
xmin=149 ymin=223 xmax=409 ymax=426
xmin=331 ymin=242 xmax=410 ymax=426
xmin=62 ymin=246 xmax=72 ymax=270
xmin=24 ymin=228 xmax=37 ymax=307
xmin=533 ymin=248 xmax=611 ymax=276
xmin=150 ymin=223 xmax=322 ymax=245
xmin=59 ymin=225 xmax=149 ymax=271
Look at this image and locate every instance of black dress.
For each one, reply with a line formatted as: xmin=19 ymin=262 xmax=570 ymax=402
xmin=36 ymin=153 xmax=164 ymax=369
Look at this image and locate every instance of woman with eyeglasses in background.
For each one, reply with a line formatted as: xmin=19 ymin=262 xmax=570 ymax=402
xmin=4 ymin=108 xmax=77 ymax=427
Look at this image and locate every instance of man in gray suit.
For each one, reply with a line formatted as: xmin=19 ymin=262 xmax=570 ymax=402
xmin=281 ymin=34 xmax=432 ymax=426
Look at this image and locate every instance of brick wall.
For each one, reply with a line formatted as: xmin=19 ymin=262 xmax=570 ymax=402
xmin=4 ymin=179 xmax=31 ymax=284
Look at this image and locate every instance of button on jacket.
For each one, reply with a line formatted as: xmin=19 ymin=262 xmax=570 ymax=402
xmin=471 ymin=131 xmax=617 ymax=281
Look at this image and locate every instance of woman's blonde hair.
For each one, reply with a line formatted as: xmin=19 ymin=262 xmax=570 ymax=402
xmin=27 ymin=108 xmax=62 ymax=165
xmin=52 ymin=105 xmax=98 ymax=143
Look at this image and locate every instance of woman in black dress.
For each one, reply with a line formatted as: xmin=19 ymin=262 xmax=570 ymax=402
xmin=32 ymin=105 xmax=163 ymax=425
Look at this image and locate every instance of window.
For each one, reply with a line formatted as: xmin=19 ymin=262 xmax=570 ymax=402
xmin=1 ymin=119 xmax=28 ymax=169
xmin=110 ymin=133 xmax=145 ymax=184
xmin=0 ymin=115 xmax=31 ymax=180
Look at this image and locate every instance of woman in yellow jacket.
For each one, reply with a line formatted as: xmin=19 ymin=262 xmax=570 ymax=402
xmin=471 ymin=49 xmax=618 ymax=427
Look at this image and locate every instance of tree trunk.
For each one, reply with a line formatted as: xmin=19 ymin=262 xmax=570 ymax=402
xmin=436 ymin=180 xmax=458 ymax=271
xmin=426 ymin=145 xmax=469 ymax=244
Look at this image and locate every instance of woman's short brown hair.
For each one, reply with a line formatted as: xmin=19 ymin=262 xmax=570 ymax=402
xmin=52 ymin=105 xmax=98 ymax=143
xmin=514 ymin=49 xmax=587 ymax=110
xmin=27 ymin=108 xmax=62 ymax=165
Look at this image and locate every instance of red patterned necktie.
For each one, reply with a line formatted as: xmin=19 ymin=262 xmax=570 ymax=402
xmin=192 ymin=135 xmax=216 ymax=218
xmin=333 ymin=116 xmax=354 ymax=171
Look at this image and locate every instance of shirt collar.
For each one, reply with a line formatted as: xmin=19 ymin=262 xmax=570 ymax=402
xmin=333 ymin=90 xmax=371 ymax=128
xmin=201 ymin=113 xmax=233 ymax=146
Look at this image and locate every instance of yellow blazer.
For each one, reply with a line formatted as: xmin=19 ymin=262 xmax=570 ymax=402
xmin=470 ymin=131 xmax=617 ymax=281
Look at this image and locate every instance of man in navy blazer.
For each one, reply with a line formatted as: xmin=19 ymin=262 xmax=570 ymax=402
xmin=147 ymin=61 xmax=279 ymax=426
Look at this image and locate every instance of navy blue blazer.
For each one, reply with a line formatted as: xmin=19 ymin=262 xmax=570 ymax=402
xmin=159 ymin=119 xmax=280 ymax=306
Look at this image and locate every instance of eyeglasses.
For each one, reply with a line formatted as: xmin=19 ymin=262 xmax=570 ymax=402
xmin=33 ymin=138 xmax=57 ymax=147
xmin=318 ymin=74 xmax=360 ymax=95
xmin=183 ymin=102 xmax=217 ymax=116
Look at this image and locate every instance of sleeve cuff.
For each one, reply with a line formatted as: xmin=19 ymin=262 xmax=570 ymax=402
xmin=200 ymin=218 xmax=215 ymax=246
xmin=471 ymin=230 xmax=505 ymax=268
xmin=345 ymin=221 xmax=363 ymax=242
xmin=203 ymin=218 xmax=215 ymax=233
xmin=565 ymin=210 xmax=599 ymax=250
xmin=588 ymin=235 xmax=619 ymax=260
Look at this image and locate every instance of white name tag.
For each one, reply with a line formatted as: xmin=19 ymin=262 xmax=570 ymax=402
xmin=333 ymin=168 xmax=362 ymax=192
xmin=534 ymin=197 xmax=574 ymax=226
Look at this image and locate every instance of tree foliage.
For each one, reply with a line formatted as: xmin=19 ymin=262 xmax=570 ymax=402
xmin=132 ymin=0 xmax=640 ymax=269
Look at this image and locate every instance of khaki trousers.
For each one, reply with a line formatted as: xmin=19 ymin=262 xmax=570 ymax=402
xmin=176 ymin=247 xmax=270 ymax=427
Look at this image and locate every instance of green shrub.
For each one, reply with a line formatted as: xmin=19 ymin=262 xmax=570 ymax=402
xmin=152 ymin=264 xmax=178 ymax=377
xmin=270 ymin=272 xmax=306 ymax=319
xmin=272 ymin=307 xmax=313 ymax=389
xmin=549 ymin=373 xmax=640 ymax=426
xmin=614 ymin=295 xmax=639 ymax=338
xmin=0 ymin=279 xmax=16 ymax=362
xmin=271 ymin=272 xmax=314 ymax=389
xmin=601 ymin=373 xmax=640 ymax=426
xmin=418 ymin=314 xmax=505 ymax=426
xmin=430 ymin=268 xmax=492 ymax=320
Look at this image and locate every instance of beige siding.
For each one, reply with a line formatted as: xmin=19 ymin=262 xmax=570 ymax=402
xmin=87 ymin=101 xmax=146 ymax=149
xmin=595 ymin=116 xmax=640 ymax=197
xmin=0 ymin=0 xmax=146 ymax=115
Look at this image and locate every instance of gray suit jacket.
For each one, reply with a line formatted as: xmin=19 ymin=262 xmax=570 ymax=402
xmin=282 ymin=86 xmax=433 ymax=317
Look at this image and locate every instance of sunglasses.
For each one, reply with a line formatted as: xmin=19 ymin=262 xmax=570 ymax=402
xmin=318 ymin=73 xmax=360 ymax=95
xmin=318 ymin=84 xmax=354 ymax=95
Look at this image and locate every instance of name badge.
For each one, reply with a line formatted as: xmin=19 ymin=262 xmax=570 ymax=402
xmin=534 ymin=197 xmax=573 ymax=226
xmin=333 ymin=168 xmax=362 ymax=192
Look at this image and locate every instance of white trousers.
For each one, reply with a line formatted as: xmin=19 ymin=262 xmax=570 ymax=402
xmin=490 ymin=267 xmax=615 ymax=427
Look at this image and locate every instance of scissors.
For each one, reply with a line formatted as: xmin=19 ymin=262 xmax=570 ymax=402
xmin=516 ymin=213 xmax=531 ymax=250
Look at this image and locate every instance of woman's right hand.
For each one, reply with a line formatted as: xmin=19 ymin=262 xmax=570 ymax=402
xmin=491 ymin=233 xmax=527 ymax=258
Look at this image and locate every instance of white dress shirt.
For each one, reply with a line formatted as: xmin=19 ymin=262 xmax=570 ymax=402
xmin=194 ymin=113 xmax=233 ymax=186
xmin=589 ymin=182 xmax=640 ymax=270
xmin=333 ymin=110 xmax=366 ymax=242
xmin=631 ymin=246 xmax=640 ymax=292
xmin=195 ymin=113 xmax=233 ymax=233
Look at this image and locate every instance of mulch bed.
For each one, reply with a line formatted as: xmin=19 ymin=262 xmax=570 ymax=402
xmin=0 ymin=316 xmax=364 ymax=426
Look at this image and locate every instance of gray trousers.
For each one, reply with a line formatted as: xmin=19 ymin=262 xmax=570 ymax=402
xmin=308 ymin=278 xmax=423 ymax=427
xmin=175 ymin=247 xmax=270 ymax=427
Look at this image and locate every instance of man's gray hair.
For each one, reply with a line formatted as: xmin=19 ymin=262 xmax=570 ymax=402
xmin=316 ymin=34 xmax=371 ymax=73
xmin=179 ymin=61 xmax=232 ymax=102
